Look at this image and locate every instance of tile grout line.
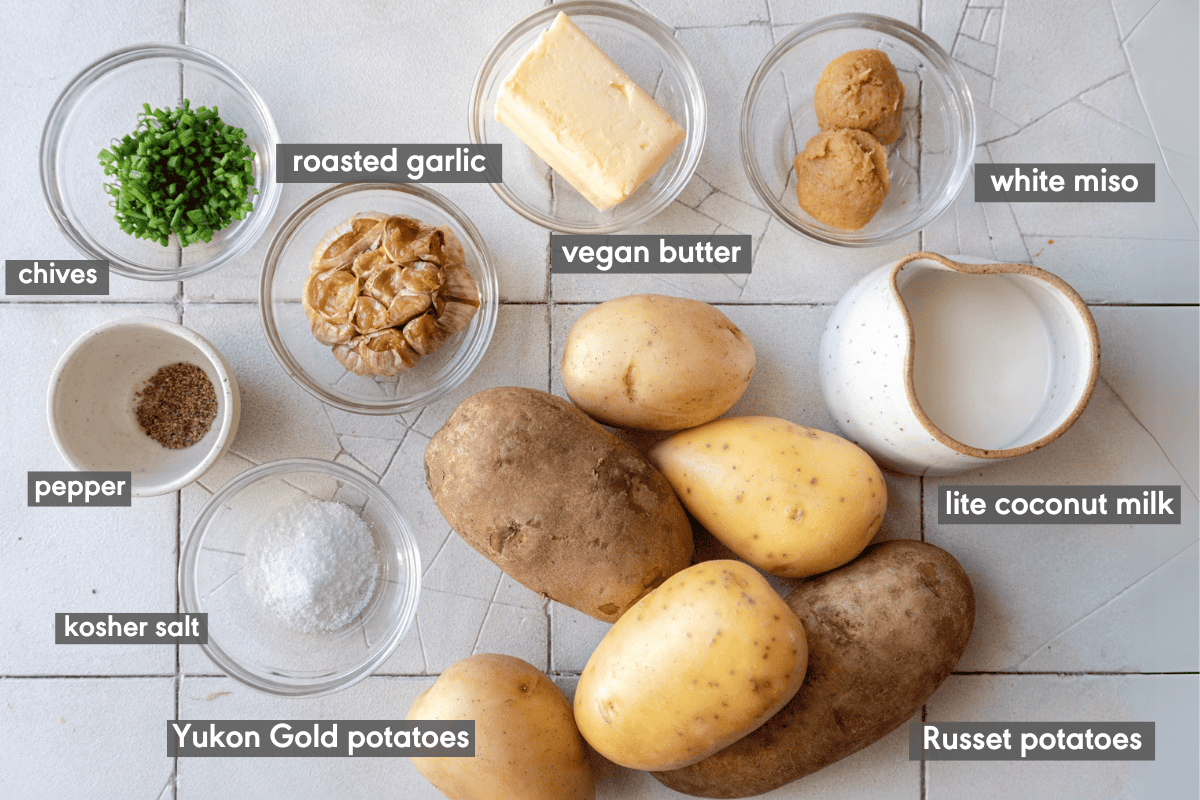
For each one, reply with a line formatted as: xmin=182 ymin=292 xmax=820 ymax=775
xmin=544 ymin=168 xmax=554 ymax=676
xmin=5 ymin=668 xmax=1194 ymax=680
xmin=917 ymin=2 xmax=927 ymax=502
xmin=173 ymin=487 xmax=182 ymax=800
xmin=989 ymin=1 xmax=1007 ymax=109
xmin=174 ymin=3 xmax=187 ymax=798
xmin=918 ymin=11 xmax=928 ymax=799
xmin=920 ymin=702 xmax=928 ymax=800
xmin=3 ymin=297 xmax=1195 ymax=308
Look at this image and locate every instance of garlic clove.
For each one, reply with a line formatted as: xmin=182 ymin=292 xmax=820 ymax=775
xmin=353 ymin=295 xmax=392 ymax=334
xmin=303 ymin=268 xmax=360 ymax=326
xmin=358 ymin=329 xmax=421 ymax=376
xmin=403 ymin=312 xmax=449 ymax=356
xmin=388 ymin=290 xmax=432 ymax=327
xmin=401 ymin=260 xmax=444 ymax=293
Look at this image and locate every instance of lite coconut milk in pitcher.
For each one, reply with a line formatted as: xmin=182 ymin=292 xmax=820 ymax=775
xmin=819 ymin=252 xmax=1100 ymax=476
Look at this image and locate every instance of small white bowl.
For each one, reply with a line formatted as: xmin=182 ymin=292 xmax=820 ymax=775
xmin=47 ymin=317 xmax=240 ymax=496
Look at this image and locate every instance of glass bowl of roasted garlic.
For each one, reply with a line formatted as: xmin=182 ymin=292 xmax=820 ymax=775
xmin=260 ymin=183 xmax=498 ymax=414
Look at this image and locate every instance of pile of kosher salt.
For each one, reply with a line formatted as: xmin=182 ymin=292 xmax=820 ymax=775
xmin=244 ymin=498 xmax=380 ymax=634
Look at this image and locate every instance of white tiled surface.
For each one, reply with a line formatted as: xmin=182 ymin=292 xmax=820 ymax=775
xmin=2 ymin=1 xmax=1196 ymax=799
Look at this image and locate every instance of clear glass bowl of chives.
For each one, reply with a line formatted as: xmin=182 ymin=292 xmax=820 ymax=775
xmin=41 ymin=43 xmax=281 ymax=281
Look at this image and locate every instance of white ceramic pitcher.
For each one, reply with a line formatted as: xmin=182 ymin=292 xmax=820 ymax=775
xmin=819 ymin=252 xmax=1100 ymax=476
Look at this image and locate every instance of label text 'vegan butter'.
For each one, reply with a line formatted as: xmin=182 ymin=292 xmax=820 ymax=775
xmin=495 ymin=12 xmax=685 ymax=211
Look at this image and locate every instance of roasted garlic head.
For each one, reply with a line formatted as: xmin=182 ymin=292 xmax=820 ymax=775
xmin=303 ymin=213 xmax=481 ymax=377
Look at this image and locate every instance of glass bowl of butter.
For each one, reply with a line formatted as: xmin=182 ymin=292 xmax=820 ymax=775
xmin=470 ymin=1 xmax=706 ymax=234
xmin=742 ymin=14 xmax=975 ymax=247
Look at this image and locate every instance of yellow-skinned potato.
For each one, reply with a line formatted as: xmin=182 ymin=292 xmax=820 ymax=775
xmin=654 ymin=540 xmax=976 ymax=798
xmin=408 ymin=654 xmax=594 ymax=800
xmin=649 ymin=416 xmax=886 ymax=578
xmin=574 ymin=560 xmax=807 ymax=771
xmin=562 ymin=294 xmax=755 ymax=431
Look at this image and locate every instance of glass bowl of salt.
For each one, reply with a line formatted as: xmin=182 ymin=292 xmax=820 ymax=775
xmin=180 ymin=458 xmax=421 ymax=696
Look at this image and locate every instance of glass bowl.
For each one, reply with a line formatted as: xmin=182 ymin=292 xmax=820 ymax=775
xmin=180 ymin=458 xmax=421 ymax=697
xmin=41 ymin=43 xmax=281 ymax=280
xmin=260 ymin=182 xmax=498 ymax=415
xmin=470 ymin=0 xmax=706 ymax=234
xmin=742 ymin=14 xmax=975 ymax=247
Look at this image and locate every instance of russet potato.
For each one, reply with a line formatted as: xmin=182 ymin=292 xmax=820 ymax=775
xmin=424 ymin=387 xmax=693 ymax=622
xmin=653 ymin=540 xmax=975 ymax=797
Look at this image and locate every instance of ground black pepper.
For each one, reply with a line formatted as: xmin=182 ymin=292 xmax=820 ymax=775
xmin=135 ymin=362 xmax=218 ymax=449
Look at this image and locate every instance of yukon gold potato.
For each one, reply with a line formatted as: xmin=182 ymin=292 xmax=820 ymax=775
xmin=424 ymin=387 xmax=693 ymax=622
xmin=562 ymin=294 xmax=756 ymax=431
xmin=574 ymin=559 xmax=807 ymax=771
xmin=649 ymin=416 xmax=885 ymax=578
xmin=408 ymin=654 xmax=594 ymax=800
xmin=654 ymin=540 xmax=975 ymax=798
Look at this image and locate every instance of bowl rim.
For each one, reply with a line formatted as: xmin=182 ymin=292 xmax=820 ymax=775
xmin=179 ymin=457 xmax=423 ymax=697
xmin=891 ymin=252 xmax=1101 ymax=463
xmin=40 ymin=41 xmax=282 ymax=280
xmin=45 ymin=315 xmax=241 ymax=497
xmin=741 ymin=12 xmax=976 ymax=248
xmin=468 ymin=0 xmax=707 ymax=234
xmin=259 ymin=182 xmax=499 ymax=415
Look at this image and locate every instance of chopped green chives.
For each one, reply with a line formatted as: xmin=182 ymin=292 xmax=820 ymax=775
xmin=98 ymin=101 xmax=258 ymax=247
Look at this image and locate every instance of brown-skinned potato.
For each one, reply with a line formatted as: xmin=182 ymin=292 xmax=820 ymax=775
xmin=652 ymin=539 xmax=975 ymax=797
xmin=424 ymin=387 xmax=694 ymax=623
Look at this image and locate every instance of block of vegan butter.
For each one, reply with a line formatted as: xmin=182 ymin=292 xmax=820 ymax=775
xmin=495 ymin=12 xmax=686 ymax=211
